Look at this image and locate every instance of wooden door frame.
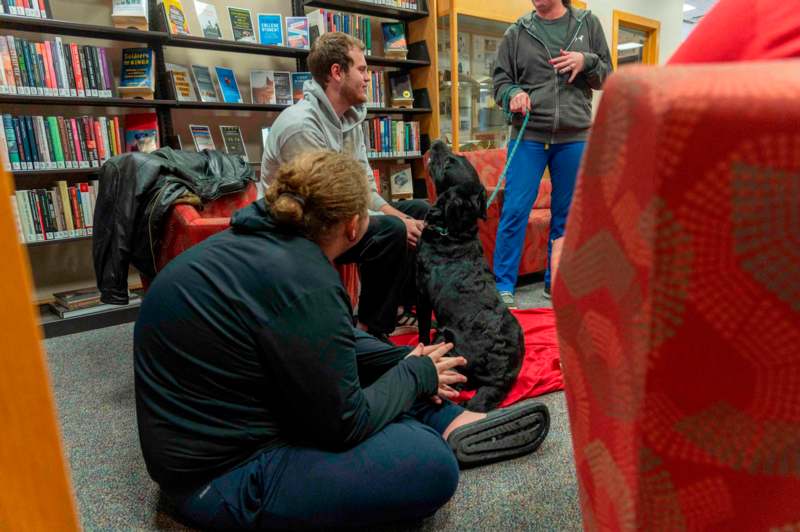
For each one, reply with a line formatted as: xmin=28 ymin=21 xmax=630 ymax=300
xmin=611 ymin=9 xmax=661 ymax=69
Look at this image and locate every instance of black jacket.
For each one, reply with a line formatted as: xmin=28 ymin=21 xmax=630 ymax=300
xmin=493 ymin=7 xmax=612 ymax=144
xmin=93 ymin=148 xmax=256 ymax=304
xmin=134 ymin=201 xmax=438 ymax=490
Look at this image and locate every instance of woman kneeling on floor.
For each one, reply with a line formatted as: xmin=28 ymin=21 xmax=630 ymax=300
xmin=134 ymin=150 xmax=547 ymax=530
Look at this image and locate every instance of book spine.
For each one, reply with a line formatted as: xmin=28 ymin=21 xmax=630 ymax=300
xmin=0 ymin=118 xmax=8 ymax=170
xmin=47 ymin=115 xmax=64 ymax=167
xmin=78 ymin=45 xmax=92 ymax=96
xmin=3 ymin=113 xmax=21 ymax=170
xmin=56 ymin=180 xmax=75 ymax=236
xmin=12 ymin=117 xmax=30 ymax=170
xmin=37 ymin=189 xmax=54 ymax=239
xmin=41 ymin=40 xmax=56 ymax=95
xmin=30 ymin=41 xmax=45 ymax=95
xmin=14 ymin=39 xmax=30 ymax=94
xmin=56 ymin=115 xmax=74 ymax=168
xmin=112 ymin=116 xmax=122 ymax=155
xmin=79 ymin=182 xmax=92 ymax=233
xmin=82 ymin=116 xmax=99 ymax=166
xmin=26 ymin=116 xmax=41 ymax=169
xmin=69 ymin=43 xmax=85 ymax=97
xmin=38 ymin=115 xmax=54 ymax=168
xmin=27 ymin=189 xmax=44 ymax=241
xmin=91 ymin=46 xmax=106 ymax=97
xmin=70 ymin=118 xmax=87 ymax=168
xmin=88 ymin=46 xmax=100 ymax=97
xmin=6 ymin=37 xmax=23 ymax=95
xmin=48 ymin=188 xmax=64 ymax=238
xmin=93 ymin=118 xmax=106 ymax=162
xmin=0 ymin=39 xmax=11 ymax=94
xmin=62 ymin=42 xmax=77 ymax=96
xmin=100 ymin=48 xmax=115 ymax=97
xmin=14 ymin=190 xmax=34 ymax=242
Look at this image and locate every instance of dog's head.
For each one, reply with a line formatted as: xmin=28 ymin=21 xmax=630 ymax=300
xmin=427 ymin=141 xmax=487 ymax=235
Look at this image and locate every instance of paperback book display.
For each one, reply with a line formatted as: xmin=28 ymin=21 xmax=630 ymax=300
xmin=228 ymin=6 xmax=256 ymax=43
xmin=191 ymin=64 xmax=218 ymax=102
xmin=361 ymin=117 xmax=421 ymax=158
xmin=189 ymin=124 xmax=215 ymax=151
xmin=257 ymin=13 xmax=283 ymax=46
xmin=0 ymin=35 xmax=115 ymax=98
xmin=194 ymin=0 xmax=223 ymax=39
xmin=274 ymin=71 xmax=292 ymax=105
xmin=215 ymin=66 xmax=242 ymax=103
xmin=307 ymin=9 xmax=372 ymax=55
xmin=1 ymin=0 xmax=52 ymax=19
xmin=388 ymin=72 xmax=413 ymax=107
xmin=250 ymin=70 xmax=275 ymax=104
xmin=0 ymin=113 xmax=123 ymax=172
xmin=112 ymin=0 xmax=148 ymax=30
xmin=220 ymin=125 xmax=248 ymax=161
xmin=160 ymin=0 xmax=191 ymax=35
xmin=291 ymin=71 xmax=312 ymax=103
xmin=166 ymin=63 xmax=197 ymax=101
xmin=10 ymin=180 xmax=98 ymax=243
xmin=381 ymin=22 xmax=407 ymax=59
xmin=119 ymin=47 xmax=155 ymax=99
xmin=124 ymin=112 xmax=159 ymax=153
xmin=389 ymin=163 xmax=413 ymax=200
xmin=285 ymin=16 xmax=309 ymax=49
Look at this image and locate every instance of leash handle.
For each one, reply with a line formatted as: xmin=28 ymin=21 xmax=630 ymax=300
xmin=486 ymin=110 xmax=530 ymax=209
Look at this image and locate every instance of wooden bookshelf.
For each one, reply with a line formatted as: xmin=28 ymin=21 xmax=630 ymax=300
xmin=0 ymin=14 xmax=166 ymax=42
xmin=0 ymin=94 xmax=175 ymax=107
xmin=303 ymin=0 xmax=429 ymax=21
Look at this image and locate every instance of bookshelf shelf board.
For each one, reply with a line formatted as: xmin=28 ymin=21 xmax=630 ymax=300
xmin=13 ymin=168 xmax=100 ymax=178
xmin=0 ymin=94 xmax=176 ymax=107
xmin=25 ymin=236 xmax=92 ymax=247
xmin=303 ymin=0 xmax=428 ymax=21
xmin=368 ymin=154 xmax=423 ymax=161
xmin=366 ymin=106 xmax=431 ymax=115
xmin=174 ymin=101 xmax=290 ymax=112
xmin=164 ymin=35 xmax=310 ymax=58
xmin=39 ymin=301 xmax=141 ymax=338
xmin=0 ymin=15 xmax=167 ymax=43
xmin=366 ymin=56 xmax=429 ymax=68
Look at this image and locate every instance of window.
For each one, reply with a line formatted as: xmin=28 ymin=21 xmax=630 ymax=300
xmin=612 ymin=10 xmax=661 ymax=69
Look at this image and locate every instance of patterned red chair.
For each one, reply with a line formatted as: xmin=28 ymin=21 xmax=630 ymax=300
xmin=423 ymin=149 xmax=551 ymax=275
xmin=554 ymin=62 xmax=800 ymax=530
xmin=146 ymin=183 xmax=360 ymax=306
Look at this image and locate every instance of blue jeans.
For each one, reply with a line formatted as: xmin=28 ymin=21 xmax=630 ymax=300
xmin=168 ymin=330 xmax=464 ymax=530
xmin=494 ymin=140 xmax=586 ymax=293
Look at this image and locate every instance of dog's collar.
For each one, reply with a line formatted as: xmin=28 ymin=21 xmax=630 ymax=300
xmin=426 ymin=224 xmax=449 ymax=236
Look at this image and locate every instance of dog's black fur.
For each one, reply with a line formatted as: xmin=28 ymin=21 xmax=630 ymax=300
xmin=417 ymin=141 xmax=525 ymax=412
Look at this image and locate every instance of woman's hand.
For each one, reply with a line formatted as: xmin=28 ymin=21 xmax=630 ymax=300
xmin=509 ymin=91 xmax=531 ymax=114
xmin=550 ymin=50 xmax=586 ymax=83
xmin=408 ymin=343 xmax=467 ymax=404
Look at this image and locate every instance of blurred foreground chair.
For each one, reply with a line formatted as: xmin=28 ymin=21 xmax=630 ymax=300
xmin=554 ymin=61 xmax=800 ymax=530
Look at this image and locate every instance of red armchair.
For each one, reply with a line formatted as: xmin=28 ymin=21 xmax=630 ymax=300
xmin=554 ymin=62 xmax=800 ymax=529
xmin=423 ymin=149 xmax=552 ymax=275
xmin=146 ymin=183 xmax=360 ymax=306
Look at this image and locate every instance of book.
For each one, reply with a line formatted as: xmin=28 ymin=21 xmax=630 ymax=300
xmin=190 ymin=64 xmax=218 ymax=102
xmin=219 ymin=125 xmax=248 ymax=161
xmin=291 ymin=71 xmax=312 ymax=103
xmin=388 ymin=72 xmax=413 ymax=107
xmin=112 ymin=0 xmax=149 ymax=31
xmin=118 ymin=47 xmax=155 ymax=99
xmin=285 ymin=16 xmax=310 ymax=49
xmin=227 ymin=6 xmax=256 ymax=43
xmin=214 ymin=66 xmax=241 ymax=103
xmin=160 ymin=0 xmax=191 ymax=36
xmin=389 ymin=163 xmax=413 ymax=200
xmin=125 ymin=112 xmax=159 ymax=153
xmin=382 ymin=22 xmax=408 ymax=59
xmin=53 ymin=286 xmax=101 ymax=309
xmin=257 ymin=13 xmax=283 ymax=46
xmin=273 ymin=71 xmax=292 ymax=105
xmin=250 ymin=70 xmax=275 ymax=104
xmin=194 ymin=0 xmax=223 ymax=39
xmin=165 ymin=63 xmax=197 ymax=101
xmin=49 ymin=297 xmax=141 ymax=319
xmin=189 ymin=124 xmax=215 ymax=151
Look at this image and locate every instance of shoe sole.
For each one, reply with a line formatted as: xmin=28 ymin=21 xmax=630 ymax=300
xmin=447 ymin=400 xmax=550 ymax=468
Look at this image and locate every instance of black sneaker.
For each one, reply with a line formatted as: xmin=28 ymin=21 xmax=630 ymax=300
xmin=543 ymin=285 xmax=551 ymax=299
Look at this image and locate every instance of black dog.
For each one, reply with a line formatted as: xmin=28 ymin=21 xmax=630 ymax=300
xmin=417 ymin=141 xmax=525 ymax=412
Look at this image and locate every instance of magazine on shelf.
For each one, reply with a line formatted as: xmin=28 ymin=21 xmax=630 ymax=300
xmin=228 ymin=6 xmax=257 ymax=43
xmin=194 ymin=0 xmax=223 ymax=39
xmin=166 ymin=63 xmax=197 ymax=101
xmin=273 ymin=71 xmax=292 ymax=105
xmin=119 ymin=48 xmax=155 ymax=99
xmin=214 ymin=66 xmax=242 ymax=103
xmin=219 ymin=125 xmax=248 ymax=161
xmin=189 ymin=124 xmax=215 ymax=151
xmin=257 ymin=13 xmax=284 ymax=46
xmin=160 ymin=0 xmax=191 ymax=35
xmin=250 ymin=70 xmax=276 ymax=104
xmin=190 ymin=65 xmax=218 ymax=102
xmin=291 ymin=72 xmax=312 ymax=103
xmin=285 ymin=16 xmax=310 ymax=49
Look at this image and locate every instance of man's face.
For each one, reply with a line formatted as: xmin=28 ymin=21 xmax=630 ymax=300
xmin=533 ymin=0 xmax=560 ymax=12
xmin=341 ymin=47 xmax=369 ymax=106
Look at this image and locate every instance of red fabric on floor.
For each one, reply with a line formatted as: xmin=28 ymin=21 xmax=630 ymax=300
xmin=390 ymin=308 xmax=563 ymax=406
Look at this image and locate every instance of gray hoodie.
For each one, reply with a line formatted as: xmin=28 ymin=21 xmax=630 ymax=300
xmin=493 ymin=7 xmax=612 ymax=144
xmin=260 ymin=79 xmax=386 ymax=212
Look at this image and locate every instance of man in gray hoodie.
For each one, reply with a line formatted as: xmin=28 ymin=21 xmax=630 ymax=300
xmin=261 ymin=32 xmax=428 ymax=342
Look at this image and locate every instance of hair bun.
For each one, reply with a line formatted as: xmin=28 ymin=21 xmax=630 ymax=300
xmin=271 ymin=192 xmax=305 ymax=226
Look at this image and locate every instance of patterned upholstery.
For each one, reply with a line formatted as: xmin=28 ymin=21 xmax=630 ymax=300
xmin=553 ymin=62 xmax=800 ymax=530
xmin=423 ymin=148 xmax=551 ymax=275
xmin=149 ymin=183 xmax=360 ymax=306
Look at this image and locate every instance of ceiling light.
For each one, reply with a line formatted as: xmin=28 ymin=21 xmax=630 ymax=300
xmin=683 ymin=3 xmax=696 ymax=12
xmin=617 ymin=42 xmax=645 ymax=51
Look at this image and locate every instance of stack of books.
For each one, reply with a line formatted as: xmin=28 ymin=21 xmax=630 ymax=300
xmin=11 ymin=180 xmax=97 ymax=243
xmin=48 ymin=287 xmax=142 ymax=319
xmin=362 ymin=118 xmax=421 ymax=158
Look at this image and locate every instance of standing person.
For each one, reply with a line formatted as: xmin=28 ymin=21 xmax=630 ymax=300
xmin=261 ymin=32 xmax=426 ymax=343
xmin=492 ymin=0 xmax=611 ymax=307
xmin=135 ymin=151 xmax=550 ymax=530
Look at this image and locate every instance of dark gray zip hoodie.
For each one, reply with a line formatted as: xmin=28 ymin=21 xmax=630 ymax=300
xmin=260 ymin=78 xmax=386 ymax=212
xmin=493 ymin=7 xmax=612 ymax=144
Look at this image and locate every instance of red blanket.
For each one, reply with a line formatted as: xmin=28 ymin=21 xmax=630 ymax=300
xmin=390 ymin=308 xmax=564 ymax=406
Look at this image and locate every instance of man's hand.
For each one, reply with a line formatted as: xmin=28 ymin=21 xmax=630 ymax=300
xmin=408 ymin=342 xmax=467 ymax=404
xmin=549 ymin=50 xmax=586 ymax=83
xmin=403 ymin=218 xmax=424 ymax=248
xmin=509 ymin=91 xmax=531 ymax=114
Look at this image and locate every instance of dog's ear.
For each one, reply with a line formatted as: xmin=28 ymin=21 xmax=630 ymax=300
xmin=443 ymin=182 xmax=486 ymax=233
xmin=474 ymin=185 xmax=488 ymax=221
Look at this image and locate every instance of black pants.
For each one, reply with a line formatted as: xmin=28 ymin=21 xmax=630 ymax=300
xmin=337 ymin=199 xmax=430 ymax=335
xmin=169 ymin=330 xmax=463 ymax=530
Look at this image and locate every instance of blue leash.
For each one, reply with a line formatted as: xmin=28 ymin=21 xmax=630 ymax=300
xmin=485 ymin=110 xmax=530 ymax=209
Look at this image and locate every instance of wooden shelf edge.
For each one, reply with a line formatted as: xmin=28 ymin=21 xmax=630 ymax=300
xmin=0 ymin=94 xmax=175 ymax=107
xmin=164 ymin=34 xmax=310 ymax=58
xmin=0 ymin=15 xmax=166 ymax=42
xmin=303 ymin=0 xmax=428 ymax=21
xmin=39 ymin=300 xmax=141 ymax=339
xmin=24 ymin=236 xmax=92 ymax=248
